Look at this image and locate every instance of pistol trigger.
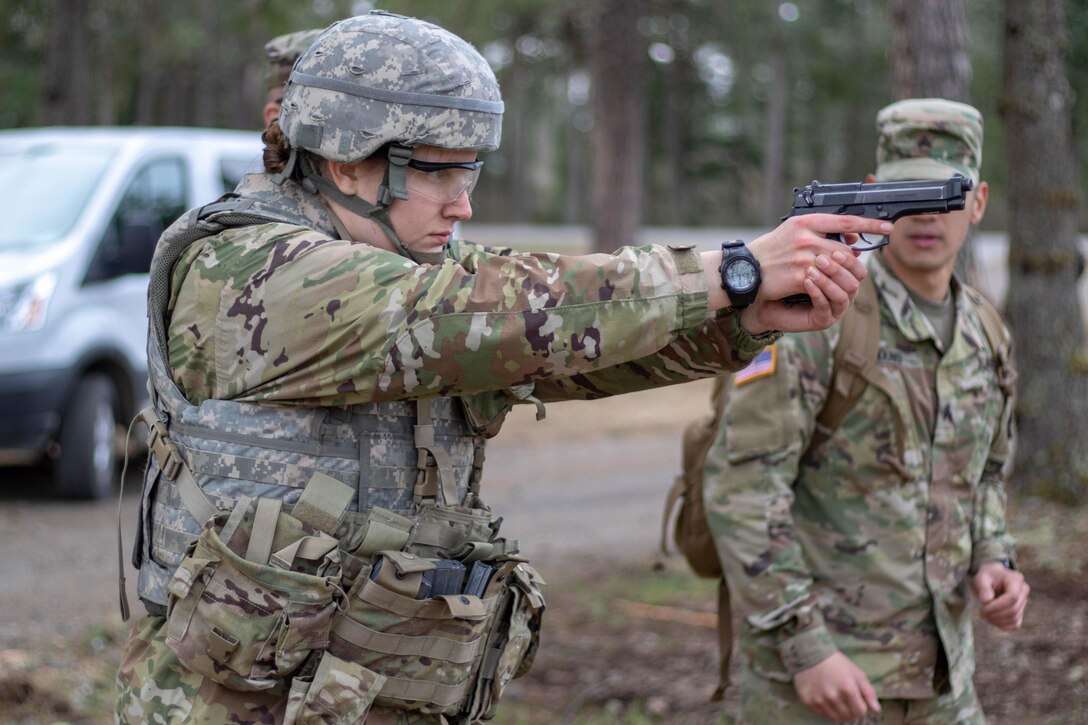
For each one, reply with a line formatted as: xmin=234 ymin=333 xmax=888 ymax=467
xmin=852 ymin=233 xmax=890 ymax=252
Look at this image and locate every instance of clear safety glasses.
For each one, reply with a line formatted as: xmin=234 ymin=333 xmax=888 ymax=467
xmin=405 ymin=158 xmax=484 ymax=204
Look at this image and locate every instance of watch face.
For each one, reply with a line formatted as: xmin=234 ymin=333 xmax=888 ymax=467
xmin=726 ymin=259 xmax=758 ymax=292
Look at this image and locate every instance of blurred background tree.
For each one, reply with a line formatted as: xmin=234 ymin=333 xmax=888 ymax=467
xmin=1002 ymin=0 xmax=1088 ymax=504
xmin=2 ymin=0 xmax=1036 ymax=231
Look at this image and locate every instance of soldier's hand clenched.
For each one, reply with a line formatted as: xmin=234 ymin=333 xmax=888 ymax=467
xmin=793 ymin=652 xmax=881 ymax=722
xmin=972 ymin=562 xmax=1030 ymax=631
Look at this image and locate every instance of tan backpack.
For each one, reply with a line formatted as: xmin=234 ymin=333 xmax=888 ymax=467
xmin=659 ymin=274 xmax=1013 ymax=698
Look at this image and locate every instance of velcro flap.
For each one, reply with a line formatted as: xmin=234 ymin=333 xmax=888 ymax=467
xmin=292 ymin=472 xmax=354 ymax=535
xmin=352 ymin=507 xmax=413 ymax=556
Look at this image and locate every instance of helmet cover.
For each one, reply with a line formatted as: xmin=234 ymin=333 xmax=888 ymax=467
xmin=279 ymin=11 xmax=503 ymax=162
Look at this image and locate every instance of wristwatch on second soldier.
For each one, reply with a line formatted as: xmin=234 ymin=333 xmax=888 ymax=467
xmin=718 ymin=240 xmax=762 ymax=309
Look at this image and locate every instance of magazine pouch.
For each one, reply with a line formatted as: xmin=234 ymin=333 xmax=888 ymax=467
xmin=164 ymin=497 xmax=344 ymax=691
xmin=466 ymin=561 xmax=546 ymax=721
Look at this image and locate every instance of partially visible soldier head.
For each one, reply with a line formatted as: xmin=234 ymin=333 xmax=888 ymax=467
xmin=263 ymin=28 xmax=323 ymax=127
xmin=874 ymin=98 xmax=983 ymax=184
xmin=873 ymin=98 xmax=988 ymax=286
xmin=265 ymin=11 xmax=502 ymax=263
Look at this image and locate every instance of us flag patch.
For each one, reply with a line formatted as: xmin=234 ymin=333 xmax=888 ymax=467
xmin=734 ymin=346 xmax=776 ymax=385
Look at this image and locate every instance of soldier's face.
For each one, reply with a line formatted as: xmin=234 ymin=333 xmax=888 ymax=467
xmin=329 ymin=146 xmax=476 ymax=256
xmin=386 ymin=146 xmax=476 ymax=255
xmin=883 ymin=181 xmax=988 ymax=280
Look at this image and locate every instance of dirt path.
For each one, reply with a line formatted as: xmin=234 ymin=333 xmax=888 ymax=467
xmin=1 ymin=379 xmax=1086 ymax=723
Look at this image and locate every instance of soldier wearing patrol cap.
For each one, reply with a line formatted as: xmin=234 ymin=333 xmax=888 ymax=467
xmin=705 ymin=98 xmax=1029 ymax=723
xmin=114 ymin=10 xmax=889 ymax=723
xmin=262 ymin=28 xmax=323 ymax=128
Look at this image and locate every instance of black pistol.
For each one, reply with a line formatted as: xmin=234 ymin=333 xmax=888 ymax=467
xmin=781 ymin=174 xmax=973 ymax=306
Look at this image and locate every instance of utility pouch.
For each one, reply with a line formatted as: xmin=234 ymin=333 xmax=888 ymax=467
xmin=284 ymin=651 xmax=386 ymax=725
xmin=466 ymin=561 xmax=546 ymax=721
xmin=164 ymin=498 xmax=344 ymax=692
xmin=327 ymin=550 xmax=496 ymax=715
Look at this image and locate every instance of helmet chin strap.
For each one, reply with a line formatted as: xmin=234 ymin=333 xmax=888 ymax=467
xmin=276 ymin=148 xmax=447 ymax=265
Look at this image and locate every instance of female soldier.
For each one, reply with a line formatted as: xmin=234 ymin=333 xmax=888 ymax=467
xmin=116 ymin=11 xmax=891 ymax=724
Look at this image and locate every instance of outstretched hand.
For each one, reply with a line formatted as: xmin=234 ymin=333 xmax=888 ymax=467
xmin=740 ymin=214 xmax=893 ymax=334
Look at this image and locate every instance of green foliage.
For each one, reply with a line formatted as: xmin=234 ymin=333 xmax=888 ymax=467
xmin=1 ymin=1 xmax=1080 ymax=228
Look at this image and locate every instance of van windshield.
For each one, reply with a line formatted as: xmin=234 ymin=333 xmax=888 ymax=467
xmin=0 ymin=143 xmax=117 ymax=250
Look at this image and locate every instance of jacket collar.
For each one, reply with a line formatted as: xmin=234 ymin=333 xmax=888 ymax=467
xmin=868 ymin=252 xmax=966 ymax=350
xmin=233 ymin=172 xmax=340 ymax=239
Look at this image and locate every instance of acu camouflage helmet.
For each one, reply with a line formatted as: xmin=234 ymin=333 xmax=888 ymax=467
xmin=279 ymin=11 xmax=504 ymax=163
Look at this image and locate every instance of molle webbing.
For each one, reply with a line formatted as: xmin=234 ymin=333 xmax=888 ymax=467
xmin=414 ymin=398 xmax=458 ymax=505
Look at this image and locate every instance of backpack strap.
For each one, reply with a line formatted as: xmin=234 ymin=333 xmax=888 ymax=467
xmin=659 ymin=374 xmax=730 ymax=559
xmin=710 ymin=578 xmax=733 ymax=702
xmin=961 ymin=285 xmax=1017 ymax=398
xmin=809 ymin=274 xmax=882 ymax=452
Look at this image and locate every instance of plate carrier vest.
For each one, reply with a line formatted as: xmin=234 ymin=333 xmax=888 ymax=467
xmin=126 ymin=193 xmax=543 ymax=720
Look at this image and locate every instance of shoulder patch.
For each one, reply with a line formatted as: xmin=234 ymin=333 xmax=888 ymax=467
xmin=734 ymin=346 xmax=776 ymax=386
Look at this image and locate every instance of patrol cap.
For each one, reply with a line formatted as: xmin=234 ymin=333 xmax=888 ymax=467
xmin=875 ymin=98 xmax=982 ymax=183
xmin=264 ymin=29 xmax=324 ymax=90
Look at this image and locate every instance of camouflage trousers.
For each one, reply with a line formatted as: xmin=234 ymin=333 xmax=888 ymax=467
xmin=733 ymin=666 xmax=986 ymax=725
xmin=115 ymin=615 xmax=450 ymax=724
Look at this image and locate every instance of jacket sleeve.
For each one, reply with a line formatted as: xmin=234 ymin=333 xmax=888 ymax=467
xmin=970 ymin=335 xmax=1018 ymax=571
xmin=703 ymin=330 xmax=841 ymax=676
xmin=170 ymin=231 xmax=731 ymax=406
xmin=528 ymin=309 xmax=775 ymax=402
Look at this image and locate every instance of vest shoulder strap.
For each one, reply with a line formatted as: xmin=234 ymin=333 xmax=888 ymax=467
xmin=147 ymin=199 xmax=294 ymax=373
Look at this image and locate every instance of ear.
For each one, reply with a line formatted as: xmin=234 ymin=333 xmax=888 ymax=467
xmin=262 ymin=102 xmax=280 ymax=129
xmin=969 ymin=180 xmax=989 ymax=225
xmin=325 ymin=159 xmax=364 ymax=196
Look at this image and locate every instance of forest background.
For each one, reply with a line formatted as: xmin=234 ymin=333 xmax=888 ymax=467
xmin=9 ymin=0 xmax=1088 ymax=230
xmin=3 ymin=0 xmax=1087 ymax=500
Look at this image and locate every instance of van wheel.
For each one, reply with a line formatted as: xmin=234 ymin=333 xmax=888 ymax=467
xmin=54 ymin=374 xmax=119 ymax=500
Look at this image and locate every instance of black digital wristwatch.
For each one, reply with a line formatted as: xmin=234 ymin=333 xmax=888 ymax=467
xmin=718 ymin=240 xmax=762 ymax=309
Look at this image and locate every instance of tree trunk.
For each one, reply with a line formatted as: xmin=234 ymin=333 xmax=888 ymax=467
xmin=887 ymin=0 xmax=979 ymax=287
xmin=888 ymin=0 xmax=972 ymax=102
xmin=588 ymin=0 xmax=647 ymax=251
xmin=40 ymin=0 xmax=92 ymax=125
xmin=760 ymin=33 xmax=788 ymax=227
xmin=663 ymin=47 xmax=689 ymax=225
xmin=1002 ymin=0 xmax=1088 ymax=503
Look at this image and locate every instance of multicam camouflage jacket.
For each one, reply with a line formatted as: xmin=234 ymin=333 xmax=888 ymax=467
xmin=704 ymin=253 xmax=1017 ymax=701
xmin=166 ymin=173 xmax=765 ymax=413
xmin=117 ymin=170 xmax=768 ymax=724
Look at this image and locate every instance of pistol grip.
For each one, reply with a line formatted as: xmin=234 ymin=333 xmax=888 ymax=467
xmin=781 ymin=293 xmax=812 ymax=308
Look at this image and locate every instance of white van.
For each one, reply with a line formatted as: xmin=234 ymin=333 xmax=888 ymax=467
xmin=0 ymin=127 xmax=263 ymax=499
